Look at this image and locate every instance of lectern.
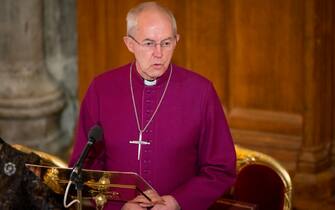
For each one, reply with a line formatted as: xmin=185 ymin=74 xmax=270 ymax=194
xmin=26 ymin=164 xmax=154 ymax=209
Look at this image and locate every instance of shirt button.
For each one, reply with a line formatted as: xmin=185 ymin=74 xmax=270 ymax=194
xmin=144 ymin=159 xmax=151 ymax=164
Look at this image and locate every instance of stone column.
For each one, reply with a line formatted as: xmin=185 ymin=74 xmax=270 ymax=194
xmin=0 ymin=0 xmax=65 ymax=153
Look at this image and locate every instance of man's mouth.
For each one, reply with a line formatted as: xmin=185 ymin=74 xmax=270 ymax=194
xmin=153 ymin=63 xmax=163 ymax=68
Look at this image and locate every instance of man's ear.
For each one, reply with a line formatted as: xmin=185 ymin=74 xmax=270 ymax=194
xmin=175 ymin=34 xmax=180 ymax=42
xmin=123 ymin=36 xmax=135 ymax=53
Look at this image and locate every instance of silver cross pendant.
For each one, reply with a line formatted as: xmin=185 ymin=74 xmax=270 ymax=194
xmin=129 ymin=132 xmax=150 ymax=160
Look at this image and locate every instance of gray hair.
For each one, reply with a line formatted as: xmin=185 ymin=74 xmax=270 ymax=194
xmin=126 ymin=2 xmax=177 ymax=36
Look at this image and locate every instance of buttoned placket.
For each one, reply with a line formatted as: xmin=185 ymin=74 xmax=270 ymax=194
xmin=139 ymin=86 xmax=157 ymax=185
xmin=130 ymin=63 xmax=173 ymax=185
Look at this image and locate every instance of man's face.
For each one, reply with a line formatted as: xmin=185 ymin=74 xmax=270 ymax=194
xmin=124 ymin=10 xmax=179 ymax=80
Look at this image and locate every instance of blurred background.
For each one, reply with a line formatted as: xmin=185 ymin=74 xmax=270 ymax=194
xmin=0 ymin=0 xmax=334 ymax=209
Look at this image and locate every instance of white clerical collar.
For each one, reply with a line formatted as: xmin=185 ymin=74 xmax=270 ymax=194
xmin=144 ymin=79 xmax=157 ymax=86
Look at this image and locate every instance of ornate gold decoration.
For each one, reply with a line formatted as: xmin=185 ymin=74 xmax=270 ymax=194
xmin=43 ymin=167 xmax=64 ymax=194
xmin=94 ymin=193 xmax=107 ymax=210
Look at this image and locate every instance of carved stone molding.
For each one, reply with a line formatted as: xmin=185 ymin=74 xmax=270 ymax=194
xmin=0 ymin=0 xmax=65 ymax=153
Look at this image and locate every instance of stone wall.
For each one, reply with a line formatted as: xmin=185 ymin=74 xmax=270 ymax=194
xmin=0 ymin=0 xmax=77 ymax=158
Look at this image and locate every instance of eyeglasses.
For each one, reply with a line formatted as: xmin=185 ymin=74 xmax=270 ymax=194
xmin=128 ymin=35 xmax=176 ymax=50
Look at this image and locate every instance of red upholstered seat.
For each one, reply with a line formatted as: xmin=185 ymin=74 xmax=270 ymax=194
xmin=209 ymin=145 xmax=292 ymax=210
xmin=234 ymin=164 xmax=285 ymax=210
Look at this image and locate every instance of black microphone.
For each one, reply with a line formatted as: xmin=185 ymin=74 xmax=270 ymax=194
xmin=70 ymin=125 xmax=103 ymax=181
xmin=87 ymin=125 xmax=103 ymax=144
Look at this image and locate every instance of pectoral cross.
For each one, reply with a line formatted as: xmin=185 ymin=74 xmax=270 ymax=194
xmin=129 ymin=132 xmax=150 ymax=160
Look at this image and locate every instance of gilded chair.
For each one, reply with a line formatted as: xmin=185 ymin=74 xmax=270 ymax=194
xmin=12 ymin=144 xmax=67 ymax=168
xmin=210 ymin=145 xmax=292 ymax=210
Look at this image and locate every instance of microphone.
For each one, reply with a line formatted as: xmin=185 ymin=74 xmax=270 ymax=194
xmin=64 ymin=125 xmax=103 ymax=208
xmin=88 ymin=125 xmax=103 ymax=144
xmin=70 ymin=125 xmax=103 ymax=181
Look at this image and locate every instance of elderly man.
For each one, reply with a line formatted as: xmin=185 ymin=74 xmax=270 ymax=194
xmin=69 ymin=2 xmax=236 ymax=210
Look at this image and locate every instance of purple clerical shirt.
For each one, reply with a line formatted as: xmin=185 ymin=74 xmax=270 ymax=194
xmin=69 ymin=63 xmax=236 ymax=210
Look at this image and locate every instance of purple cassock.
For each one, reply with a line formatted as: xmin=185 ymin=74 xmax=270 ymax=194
xmin=69 ymin=63 xmax=236 ymax=210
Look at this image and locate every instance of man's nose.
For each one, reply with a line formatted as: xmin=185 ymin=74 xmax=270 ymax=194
xmin=152 ymin=44 xmax=163 ymax=57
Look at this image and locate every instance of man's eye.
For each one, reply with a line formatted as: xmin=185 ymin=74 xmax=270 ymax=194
xmin=161 ymin=41 xmax=172 ymax=47
xmin=143 ymin=42 xmax=155 ymax=47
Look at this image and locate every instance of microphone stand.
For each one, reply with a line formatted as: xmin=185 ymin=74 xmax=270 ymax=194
xmin=69 ymin=138 xmax=95 ymax=210
xmin=65 ymin=125 xmax=102 ymax=209
xmin=70 ymin=167 xmax=84 ymax=210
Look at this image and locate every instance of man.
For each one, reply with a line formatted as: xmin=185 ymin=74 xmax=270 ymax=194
xmin=69 ymin=2 xmax=236 ymax=210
